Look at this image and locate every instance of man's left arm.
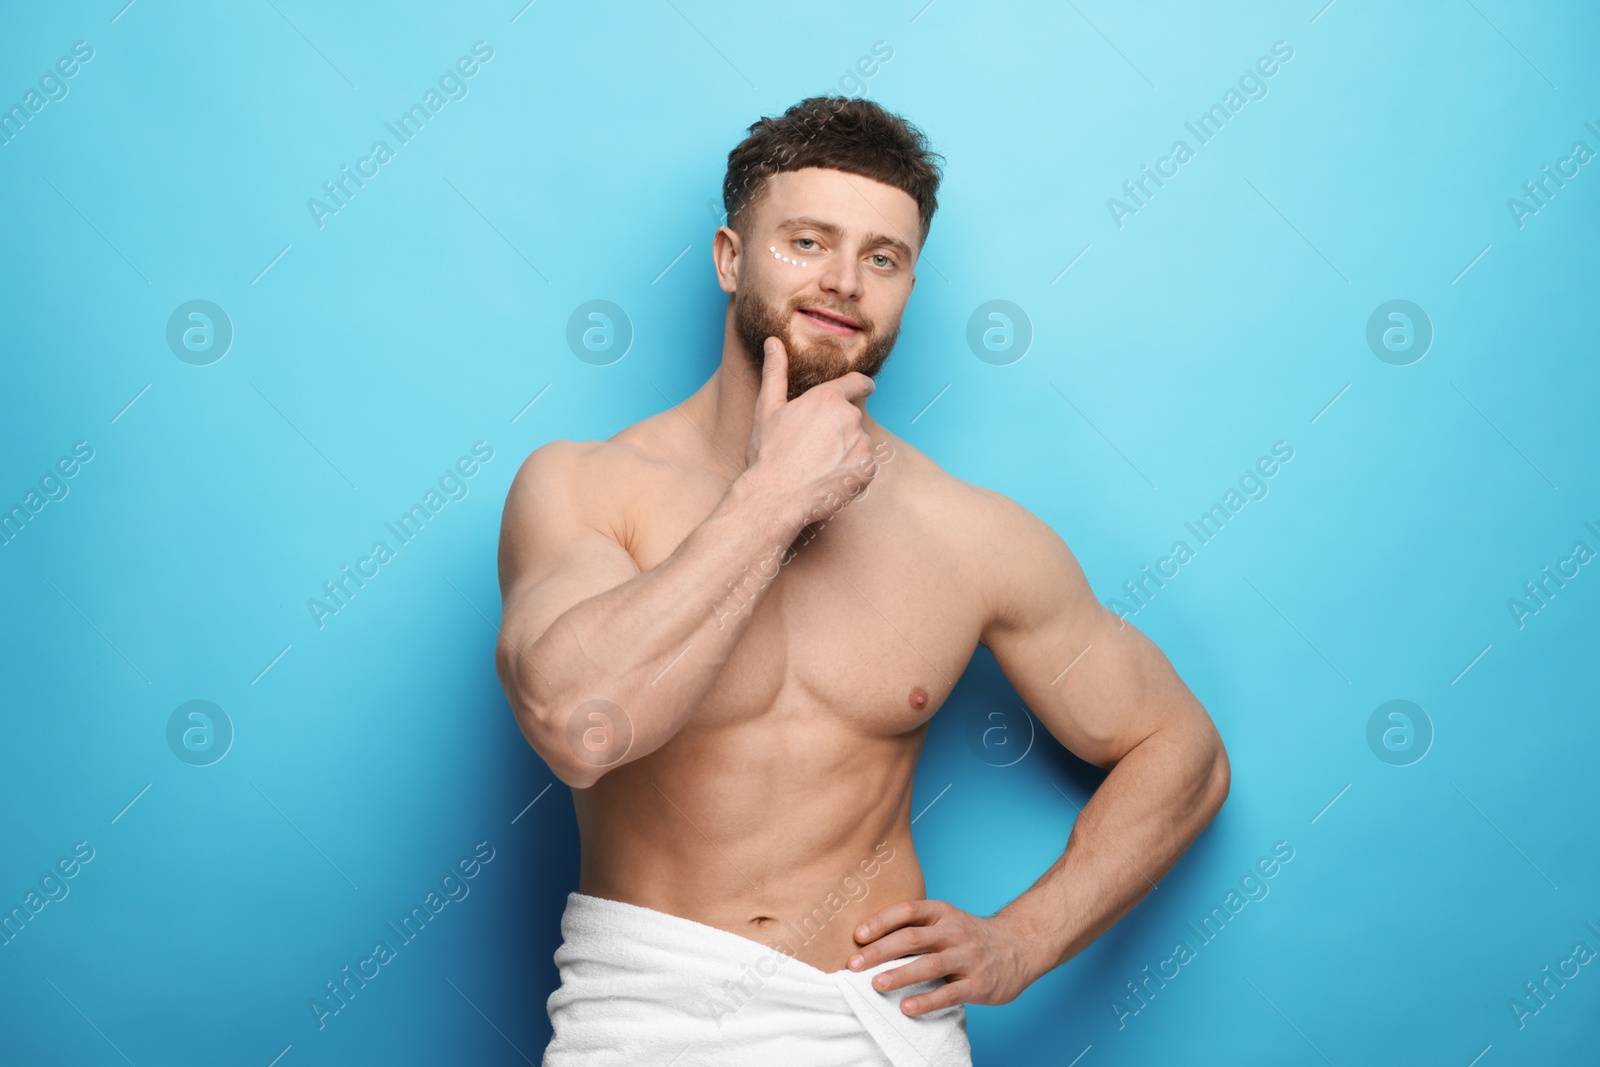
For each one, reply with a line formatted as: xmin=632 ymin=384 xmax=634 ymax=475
xmin=847 ymin=490 xmax=1231 ymax=1014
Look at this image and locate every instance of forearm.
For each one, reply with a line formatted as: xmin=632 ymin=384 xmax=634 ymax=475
xmin=995 ymin=725 xmax=1229 ymax=980
xmin=503 ymin=470 xmax=804 ymax=787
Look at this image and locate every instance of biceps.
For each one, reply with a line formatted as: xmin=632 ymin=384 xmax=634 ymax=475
xmin=499 ymin=528 xmax=640 ymax=653
xmin=991 ymin=606 xmax=1197 ymax=771
xmin=975 ymin=490 xmax=1209 ymax=767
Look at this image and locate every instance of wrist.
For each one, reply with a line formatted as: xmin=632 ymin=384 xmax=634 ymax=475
xmin=992 ymin=900 xmax=1063 ymax=985
xmin=730 ymin=464 xmax=806 ymax=537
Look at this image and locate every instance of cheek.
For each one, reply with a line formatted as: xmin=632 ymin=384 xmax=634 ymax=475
xmin=767 ymin=245 xmax=811 ymax=268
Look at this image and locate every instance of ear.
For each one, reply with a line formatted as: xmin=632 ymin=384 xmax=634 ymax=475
xmin=713 ymin=225 xmax=741 ymax=295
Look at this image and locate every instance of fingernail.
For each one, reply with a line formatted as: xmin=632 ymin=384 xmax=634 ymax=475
xmin=856 ymin=924 xmax=869 ymax=938
xmin=848 ymin=954 xmax=863 ymax=970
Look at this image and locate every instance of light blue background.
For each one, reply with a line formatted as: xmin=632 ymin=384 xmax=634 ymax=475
xmin=2 ymin=1 xmax=1597 ymax=1063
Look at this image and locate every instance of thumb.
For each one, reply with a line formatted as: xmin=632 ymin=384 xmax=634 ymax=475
xmin=757 ymin=336 xmax=789 ymax=413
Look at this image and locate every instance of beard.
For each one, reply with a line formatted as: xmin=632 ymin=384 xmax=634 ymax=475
xmin=734 ymin=284 xmax=901 ymax=402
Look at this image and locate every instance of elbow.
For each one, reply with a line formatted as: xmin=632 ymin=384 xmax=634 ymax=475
xmin=513 ymin=698 xmax=602 ymax=790
xmin=496 ymin=635 xmax=601 ymax=790
xmin=545 ymin=743 xmax=605 ymax=791
xmin=511 ymin=690 xmax=607 ymax=791
xmin=1206 ymin=739 xmax=1231 ymax=815
xmin=496 ymin=635 xmax=627 ymax=790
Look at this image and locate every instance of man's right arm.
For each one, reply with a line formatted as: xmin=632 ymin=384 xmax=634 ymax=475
xmin=495 ymin=337 xmax=879 ymax=788
xmin=494 ymin=442 xmax=803 ymax=788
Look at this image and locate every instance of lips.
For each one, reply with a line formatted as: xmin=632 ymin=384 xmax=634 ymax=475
xmin=798 ymin=307 xmax=861 ymax=332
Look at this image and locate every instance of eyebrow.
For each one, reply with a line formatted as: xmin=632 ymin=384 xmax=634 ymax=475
xmin=773 ymin=216 xmax=916 ymax=264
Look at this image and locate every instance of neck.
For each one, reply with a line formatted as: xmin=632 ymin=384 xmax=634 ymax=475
xmin=680 ymin=299 xmax=880 ymax=481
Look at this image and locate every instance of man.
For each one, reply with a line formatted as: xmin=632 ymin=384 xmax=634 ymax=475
xmin=495 ymin=96 xmax=1230 ymax=1066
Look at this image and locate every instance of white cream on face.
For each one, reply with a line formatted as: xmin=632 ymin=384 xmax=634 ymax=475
xmin=769 ymin=245 xmax=808 ymax=267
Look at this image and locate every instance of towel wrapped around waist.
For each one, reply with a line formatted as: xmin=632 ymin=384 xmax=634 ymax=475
xmin=542 ymin=891 xmax=972 ymax=1066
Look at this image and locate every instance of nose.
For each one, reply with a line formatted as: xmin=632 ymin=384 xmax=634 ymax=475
xmin=817 ymin=250 xmax=863 ymax=302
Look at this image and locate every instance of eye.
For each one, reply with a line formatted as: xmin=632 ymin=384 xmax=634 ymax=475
xmin=794 ymin=237 xmax=819 ymax=250
xmin=870 ymin=253 xmax=895 ymax=269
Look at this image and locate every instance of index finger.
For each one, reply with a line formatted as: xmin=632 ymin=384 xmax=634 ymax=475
xmin=821 ymin=370 xmax=875 ymax=404
xmin=854 ymin=898 xmax=939 ymax=945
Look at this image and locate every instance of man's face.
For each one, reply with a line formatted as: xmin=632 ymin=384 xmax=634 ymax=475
xmin=725 ymin=167 xmax=920 ymax=401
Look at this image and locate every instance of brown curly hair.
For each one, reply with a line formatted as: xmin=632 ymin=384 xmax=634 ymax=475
xmin=722 ymin=96 xmax=944 ymax=251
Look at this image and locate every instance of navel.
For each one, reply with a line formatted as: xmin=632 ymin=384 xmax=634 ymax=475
xmin=909 ymin=686 xmax=929 ymax=710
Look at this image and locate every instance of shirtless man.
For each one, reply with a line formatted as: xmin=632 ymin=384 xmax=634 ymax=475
xmin=496 ymin=96 xmax=1230 ymax=1064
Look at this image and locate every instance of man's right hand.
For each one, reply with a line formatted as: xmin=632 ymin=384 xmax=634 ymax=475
xmin=743 ymin=336 xmax=881 ymax=524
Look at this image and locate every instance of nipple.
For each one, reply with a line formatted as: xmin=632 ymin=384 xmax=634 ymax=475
xmin=909 ymin=686 xmax=929 ymax=710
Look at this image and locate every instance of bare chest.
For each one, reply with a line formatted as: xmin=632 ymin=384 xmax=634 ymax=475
xmin=627 ymin=466 xmax=983 ymax=739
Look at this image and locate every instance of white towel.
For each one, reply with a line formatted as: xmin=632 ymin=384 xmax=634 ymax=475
xmin=543 ymin=891 xmax=972 ymax=1066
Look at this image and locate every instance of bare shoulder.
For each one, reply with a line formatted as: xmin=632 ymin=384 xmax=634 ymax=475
xmin=885 ymin=436 xmax=1098 ymax=642
xmin=503 ymin=436 xmax=631 ymax=522
xmin=499 ymin=427 xmax=668 ymax=575
xmin=503 ymin=407 xmax=684 ymax=512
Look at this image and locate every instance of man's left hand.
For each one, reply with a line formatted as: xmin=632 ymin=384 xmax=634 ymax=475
xmin=846 ymin=899 xmax=1041 ymax=1015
